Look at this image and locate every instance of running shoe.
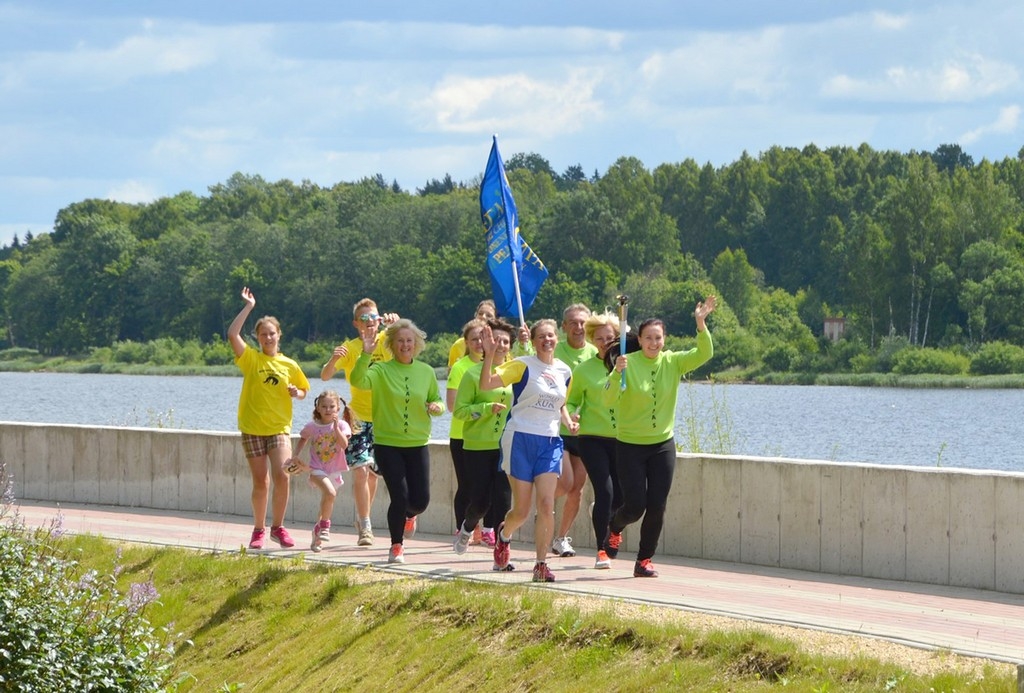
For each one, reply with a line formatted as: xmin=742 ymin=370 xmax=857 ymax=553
xmin=491 ymin=562 xmax=516 ymax=572
xmin=469 ymin=524 xmax=483 ymax=546
xmin=248 ymin=528 xmax=266 ymax=550
xmin=317 ymin=520 xmax=331 ymax=543
xmin=389 ymin=543 xmax=405 ymax=564
xmin=311 ymin=525 xmax=323 ymax=553
xmin=480 ymin=528 xmax=496 ymax=547
xmin=357 ymin=526 xmax=374 ymax=546
xmin=453 ymin=528 xmax=472 ymax=555
xmin=594 ymin=550 xmax=612 ymax=570
xmin=270 ymin=526 xmax=295 ymax=548
xmin=606 ymin=530 xmax=622 ymax=559
xmin=493 ymin=523 xmax=511 ymax=570
xmin=551 ymin=536 xmax=576 ymax=557
xmin=403 ymin=515 xmax=417 ymax=539
xmin=633 ymin=558 xmax=658 ymax=578
xmin=532 ymin=561 xmax=555 ymax=582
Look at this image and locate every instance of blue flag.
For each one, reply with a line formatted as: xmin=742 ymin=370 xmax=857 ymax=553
xmin=480 ymin=136 xmax=548 ymax=319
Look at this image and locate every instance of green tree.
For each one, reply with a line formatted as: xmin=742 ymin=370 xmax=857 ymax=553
xmin=710 ymin=248 xmax=760 ymax=325
xmin=597 ymin=157 xmax=681 ymax=274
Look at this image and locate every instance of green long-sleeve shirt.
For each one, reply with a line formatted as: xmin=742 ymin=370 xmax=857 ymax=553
xmin=349 ymin=353 xmax=443 ymax=447
xmin=602 ymin=329 xmax=713 ymax=445
xmin=565 ymin=355 xmax=617 ymax=438
xmin=452 ymin=361 xmax=511 ymax=451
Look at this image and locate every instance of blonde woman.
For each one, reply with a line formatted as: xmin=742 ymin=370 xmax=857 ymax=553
xmin=350 ymin=318 xmax=444 ymax=564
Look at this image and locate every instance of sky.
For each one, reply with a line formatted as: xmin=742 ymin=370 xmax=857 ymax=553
xmin=2 ymin=1 xmax=1023 ymax=247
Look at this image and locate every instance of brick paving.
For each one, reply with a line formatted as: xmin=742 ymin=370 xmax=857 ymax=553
xmin=14 ymin=499 xmax=1024 ymax=664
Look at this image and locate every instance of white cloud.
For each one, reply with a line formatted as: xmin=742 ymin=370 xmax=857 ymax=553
xmin=105 ymin=180 xmax=160 ymax=205
xmin=1 ymin=22 xmax=273 ymax=91
xmin=869 ymin=11 xmax=909 ymax=31
xmin=637 ymin=27 xmax=788 ymax=102
xmin=821 ymin=53 xmax=1018 ymax=102
xmin=422 ymin=70 xmax=604 ymax=136
xmin=960 ymin=105 xmax=1022 ymax=144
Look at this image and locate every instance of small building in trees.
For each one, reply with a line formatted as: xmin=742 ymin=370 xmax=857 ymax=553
xmin=823 ymin=317 xmax=845 ymax=342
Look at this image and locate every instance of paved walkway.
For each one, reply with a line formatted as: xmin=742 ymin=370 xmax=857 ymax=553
xmin=14 ymin=500 xmax=1024 ymax=665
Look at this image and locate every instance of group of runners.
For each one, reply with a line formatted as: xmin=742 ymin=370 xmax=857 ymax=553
xmin=228 ymin=287 xmax=716 ymax=581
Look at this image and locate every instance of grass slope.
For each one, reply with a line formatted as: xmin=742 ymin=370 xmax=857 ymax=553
xmin=65 ymin=536 xmax=1014 ymax=693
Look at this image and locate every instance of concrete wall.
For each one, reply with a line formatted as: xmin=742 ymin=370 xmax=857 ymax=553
xmin=3 ymin=421 xmax=1023 ymax=594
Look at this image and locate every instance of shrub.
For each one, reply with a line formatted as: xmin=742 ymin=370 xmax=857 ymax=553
xmin=112 ymin=339 xmax=149 ymax=364
xmin=202 ymin=335 xmax=235 ymax=366
xmin=970 ymin=341 xmax=1024 ymax=375
xmin=0 ymin=462 xmax=173 ymax=691
xmin=849 ymin=352 xmax=877 ymax=373
xmin=296 ymin=340 xmax=333 ymax=364
xmin=874 ymin=335 xmax=911 ymax=373
xmin=0 ymin=347 xmax=41 ymax=362
xmin=421 ymin=332 xmax=458 ymax=369
xmin=710 ymin=328 xmax=761 ymax=370
xmin=762 ymin=343 xmax=797 ymax=372
xmin=892 ymin=347 xmax=969 ymax=375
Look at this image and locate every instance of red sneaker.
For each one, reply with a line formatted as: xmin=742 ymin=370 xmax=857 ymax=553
xmin=389 ymin=543 xmax=405 ymax=564
xmin=403 ymin=516 xmax=417 ymax=539
xmin=493 ymin=523 xmax=510 ymax=570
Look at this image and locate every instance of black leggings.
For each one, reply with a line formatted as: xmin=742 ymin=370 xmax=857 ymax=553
xmin=450 ymin=438 xmax=469 ymax=529
xmin=374 ymin=444 xmax=431 ymax=545
xmin=460 ymin=447 xmax=511 ymax=532
xmin=610 ymin=439 xmax=675 ymax=562
xmin=578 ymin=435 xmax=622 ymax=549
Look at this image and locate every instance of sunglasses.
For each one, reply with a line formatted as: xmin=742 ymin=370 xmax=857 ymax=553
xmin=358 ymin=312 xmax=380 ymax=323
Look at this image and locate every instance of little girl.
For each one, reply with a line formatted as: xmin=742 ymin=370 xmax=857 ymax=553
xmin=287 ymin=390 xmax=358 ymax=552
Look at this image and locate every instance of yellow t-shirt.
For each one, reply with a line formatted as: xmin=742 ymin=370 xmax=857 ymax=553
xmin=334 ymin=334 xmax=391 ymax=423
xmin=235 ymin=347 xmax=311 ymax=435
xmin=447 ymin=337 xmax=467 ymax=370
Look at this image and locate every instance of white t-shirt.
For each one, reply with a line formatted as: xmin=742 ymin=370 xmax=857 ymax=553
xmin=495 ymin=355 xmax=572 ymax=437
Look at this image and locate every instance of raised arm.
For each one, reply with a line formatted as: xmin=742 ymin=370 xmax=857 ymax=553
xmin=478 ymin=324 xmax=505 ymax=390
xmin=227 ymin=287 xmax=256 ymax=358
xmin=321 ymin=343 xmax=348 ymax=380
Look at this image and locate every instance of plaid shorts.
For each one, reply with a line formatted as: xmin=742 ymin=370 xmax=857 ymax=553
xmin=241 ymin=433 xmax=290 ymax=460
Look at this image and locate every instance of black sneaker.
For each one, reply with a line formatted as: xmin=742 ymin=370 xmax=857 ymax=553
xmin=633 ymin=558 xmax=658 ymax=578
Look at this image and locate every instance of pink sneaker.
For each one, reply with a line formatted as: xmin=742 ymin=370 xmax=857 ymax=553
xmin=532 ymin=561 xmax=555 ymax=582
xmin=270 ymin=526 xmax=295 ymax=548
xmin=249 ymin=528 xmax=266 ymax=550
xmin=480 ymin=528 xmax=496 ymax=547
xmin=403 ymin=515 xmax=417 ymax=539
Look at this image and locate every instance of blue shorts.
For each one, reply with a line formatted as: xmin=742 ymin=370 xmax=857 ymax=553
xmin=501 ymin=430 xmax=563 ymax=482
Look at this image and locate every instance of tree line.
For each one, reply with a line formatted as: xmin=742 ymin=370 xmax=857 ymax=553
xmin=3 ymin=142 xmax=1024 ymax=376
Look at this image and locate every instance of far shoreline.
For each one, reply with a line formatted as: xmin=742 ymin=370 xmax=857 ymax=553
xmin=3 ymin=362 xmax=1024 ymax=388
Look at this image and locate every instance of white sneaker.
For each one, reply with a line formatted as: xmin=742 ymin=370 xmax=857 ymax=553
xmin=551 ymin=536 xmax=576 ymax=557
xmin=453 ymin=529 xmax=472 ymax=555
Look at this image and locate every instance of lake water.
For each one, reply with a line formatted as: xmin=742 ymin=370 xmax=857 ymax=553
xmin=1 ymin=371 xmax=1020 ymax=473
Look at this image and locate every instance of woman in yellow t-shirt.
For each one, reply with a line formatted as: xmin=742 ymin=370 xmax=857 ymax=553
xmin=228 ymin=287 xmax=310 ymax=551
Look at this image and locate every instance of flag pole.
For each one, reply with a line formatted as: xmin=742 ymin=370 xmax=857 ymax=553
xmin=616 ymin=294 xmax=629 ymax=390
xmin=511 ymin=258 xmax=526 ymax=327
